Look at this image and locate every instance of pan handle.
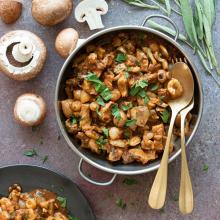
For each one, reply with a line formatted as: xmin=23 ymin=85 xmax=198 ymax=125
xmin=141 ymin=14 xmax=179 ymax=41
xmin=78 ymin=159 xmax=117 ymax=186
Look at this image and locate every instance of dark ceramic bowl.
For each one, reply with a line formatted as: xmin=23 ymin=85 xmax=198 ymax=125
xmin=0 ymin=165 xmax=96 ymax=220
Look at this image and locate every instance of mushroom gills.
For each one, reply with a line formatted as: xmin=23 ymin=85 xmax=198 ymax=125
xmin=75 ymin=0 xmax=108 ymax=30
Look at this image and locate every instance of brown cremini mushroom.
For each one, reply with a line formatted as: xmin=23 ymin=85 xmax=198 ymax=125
xmin=14 ymin=93 xmax=47 ymax=127
xmin=32 ymin=0 xmax=73 ymax=26
xmin=0 ymin=0 xmax=22 ymax=24
xmin=0 ymin=30 xmax=47 ymax=81
xmin=55 ymin=28 xmax=79 ymax=58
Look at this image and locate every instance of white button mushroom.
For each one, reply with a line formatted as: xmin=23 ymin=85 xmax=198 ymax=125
xmin=75 ymin=0 xmax=108 ymax=30
xmin=32 ymin=0 xmax=73 ymax=26
xmin=55 ymin=28 xmax=79 ymax=58
xmin=0 ymin=0 xmax=22 ymax=24
xmin=0 ymin=30 xmax=47 ymax=81
xmin=14 ymin=93 xmax=47 ymax=127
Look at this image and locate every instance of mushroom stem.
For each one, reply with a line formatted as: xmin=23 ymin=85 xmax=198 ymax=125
xmin=12 ymin=40 xmax=33 ymax=63
xmin=85 ymin=9 xmax=104 ymax=30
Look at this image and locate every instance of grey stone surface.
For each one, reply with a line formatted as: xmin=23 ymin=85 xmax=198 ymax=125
xmin=0 ymin=1 xmax=219 ymax=219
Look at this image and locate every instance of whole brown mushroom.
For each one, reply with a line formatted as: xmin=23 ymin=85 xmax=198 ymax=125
xmin=55 ymin=28 xmax=79 ymax=58
xmin=32 ymin=0 xmax=73 ymax=26
xmin=0 ymin=0 xmax=22 ymax=24
xmin=14 ymin=93 xmax=47 ymax=127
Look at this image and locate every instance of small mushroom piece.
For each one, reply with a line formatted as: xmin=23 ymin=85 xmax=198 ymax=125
xmin=75 ymin=0 xmax=108 ymax=30
xmin=32 ymin=0 xmax=73 ymax=26
xmin=0 ymin=0 xmax=22 ymax=24
xmin=55 ymin=28 xmax=79 ymax=58
xmin=0 ymin=30 xmax=47 ymax=81
xmin=14 ymin=93 xmax=46 ymax=127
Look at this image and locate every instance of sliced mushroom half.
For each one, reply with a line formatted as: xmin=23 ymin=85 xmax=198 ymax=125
xmin=75 ymin=0 xmax=108 ymax=30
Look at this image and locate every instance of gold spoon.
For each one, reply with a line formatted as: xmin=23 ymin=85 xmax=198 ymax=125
xmin=179 ymin=99 xmax=194 ymax=214
xmin=148 ymin=62 xmax=194 ymax=209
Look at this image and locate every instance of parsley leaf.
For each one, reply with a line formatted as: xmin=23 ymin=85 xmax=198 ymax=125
xmin=96 ymin=107 xmax=102 ymax=117
xmin=24 ymin=149 xmax=38 ymax=157
xmin=135 ymin=60 xmax=141 ymax=67
xmin=102 ymin=128 xmax=109 ymax=138
xmin=144 ymin=96 xmax=149 ymax=105
xmin=125 ymin=71 xmax=130 ymax=79
xmin=124 ymin=129 xmax=131 ymax=138
xmin=112 ymin=104 xmax=121 ymax=120
xmin=96 ymin=96 xmax=105 ymax=106
xmin=125 ymin=119 xmax=137 ymax=127
xmin=42 ymin=155 xmax=48 ymax=164
xmin=116 ymin=198 xmax=126 ymax=209
xmin=115 ymin=53 xmax=127 ymax=63
xmin=70 ymin=116 xmax=77 ymax=124
xmin=68 ymin=216 xmax=78 ymax=220
xmin=203 ymin=164 xmax=209 ymax=172
xmin=121 ymin=103 xmax=133 ymax=111
xmin=86 ymin=72 xmax=112 ymax=101
xmin=96 ymin=136 xmax=107 ymax=151
xmin=57 ymin=196 xmax=67 ymax=208
xmin=150 ymin=83 xmax=159 ymax=91
xmin=130 ymin=80 xmax=148 ymax=96
xmin=160 ymin=109 xmax=170 ymax=123
xmin=123 ymin=178 xmax=138 ymax=185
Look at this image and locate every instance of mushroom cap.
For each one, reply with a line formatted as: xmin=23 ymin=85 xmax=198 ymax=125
xmin=55 ymin=28 xmax=79 ymax=58
xmin=75 ymin=0 xmax=108 ymax=22
xmin=32 ymin=0 xmax=73 ymax=26
xmin=0 ymin=1 xmax=22 ymax=24
xmin=14 ymin=93 xmax=47 ymax=127
xmin=0 ymin=30 xmax=47 ymax=81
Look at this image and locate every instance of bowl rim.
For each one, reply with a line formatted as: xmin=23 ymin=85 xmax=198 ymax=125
xmin=55 ymin=25 xmax=204 ymax=175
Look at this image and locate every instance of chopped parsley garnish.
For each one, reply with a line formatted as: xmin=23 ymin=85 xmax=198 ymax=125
xmin=116 ymin=198 xmax=127 ymax=209
xmin=144 ymin=96 xmax=149 ymax=105
xmin=160 ymin=109 xmax=170 ymax=123
xmin=125 ymin=71 xmax=130 ymax=79
xmin=42 ymin=155 xmax=48 ymax=164
xmin=125 ymin=119 xmax=137 ymax=127
xmin=68 ymin=215 xmax=78 ymax=220
xmin=135 ymin=60 xmax=141 ymax=67
xmin=112 ymin=104 xmax=121 ymax=120
xmin=96 ymin=107 xmax=102 ymax=117
xmin=123 ymin=178 xmax=138 ymax=185
xmin=86 ymin=72 xmax=112 ymax=101
xmin=130 ymin=80 xmax=148 ymax=96
xmin=57 ymin=196 xmax=67 ymax=208
xmin=96 ymin=96 xmax=105 ymax=106
xmin=102 ymin=127 xmax=109 ymax=138
xmin=70 ymin=116 xmax=77 ymax=124
xmin=203 ymin=164 xmax=209 ymax=172
xmin=127 ymin=66 xmax=132 ymax=72
xmin=121 ymin=103 xmax=133 ymax=111
xmin=96 ymin=136 xmax=107 ymax=147
xmin=115 ymin=53 xmax=127 ymax=63
xmin=150 ymin=83 xmax=159 ymax=91
xmin=24 ymin=149 xmax=38 ymax=157
xmin=172 ymin=193 xmax=179 ymax=202
xmin=124 ymin=129 xmax=131 ymax=138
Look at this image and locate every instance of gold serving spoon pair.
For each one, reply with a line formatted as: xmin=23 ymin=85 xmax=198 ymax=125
xmin=148 ymin=62 xmax=194 ymax=214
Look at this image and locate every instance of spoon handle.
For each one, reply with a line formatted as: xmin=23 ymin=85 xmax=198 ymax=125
xmin=148 ymin=109 xmax=178 ymax=209
xmin=179 ymin=102 xmax=194 ymax=214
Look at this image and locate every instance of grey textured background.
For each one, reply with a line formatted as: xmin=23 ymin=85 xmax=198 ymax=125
xmin=0 ymin=1 xmax=219 ymax=219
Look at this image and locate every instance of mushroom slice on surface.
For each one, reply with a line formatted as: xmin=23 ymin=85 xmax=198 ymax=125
xmin=130 ymin=106 xmax=150 ymax=127
xmin=75 ymin=0 xmax=108 ymax=30
xmin=0 ymin=0 xmax=22 ymax=24
xmin=14 ymin=93 xmax=46 ymax=127
xmin=55 ymin=28 xmax=79 ymax=58
xmin=0 ymin=30 xmax=47 ymax=81
xmin=32 ymin=0 xmax=73 ymax=26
